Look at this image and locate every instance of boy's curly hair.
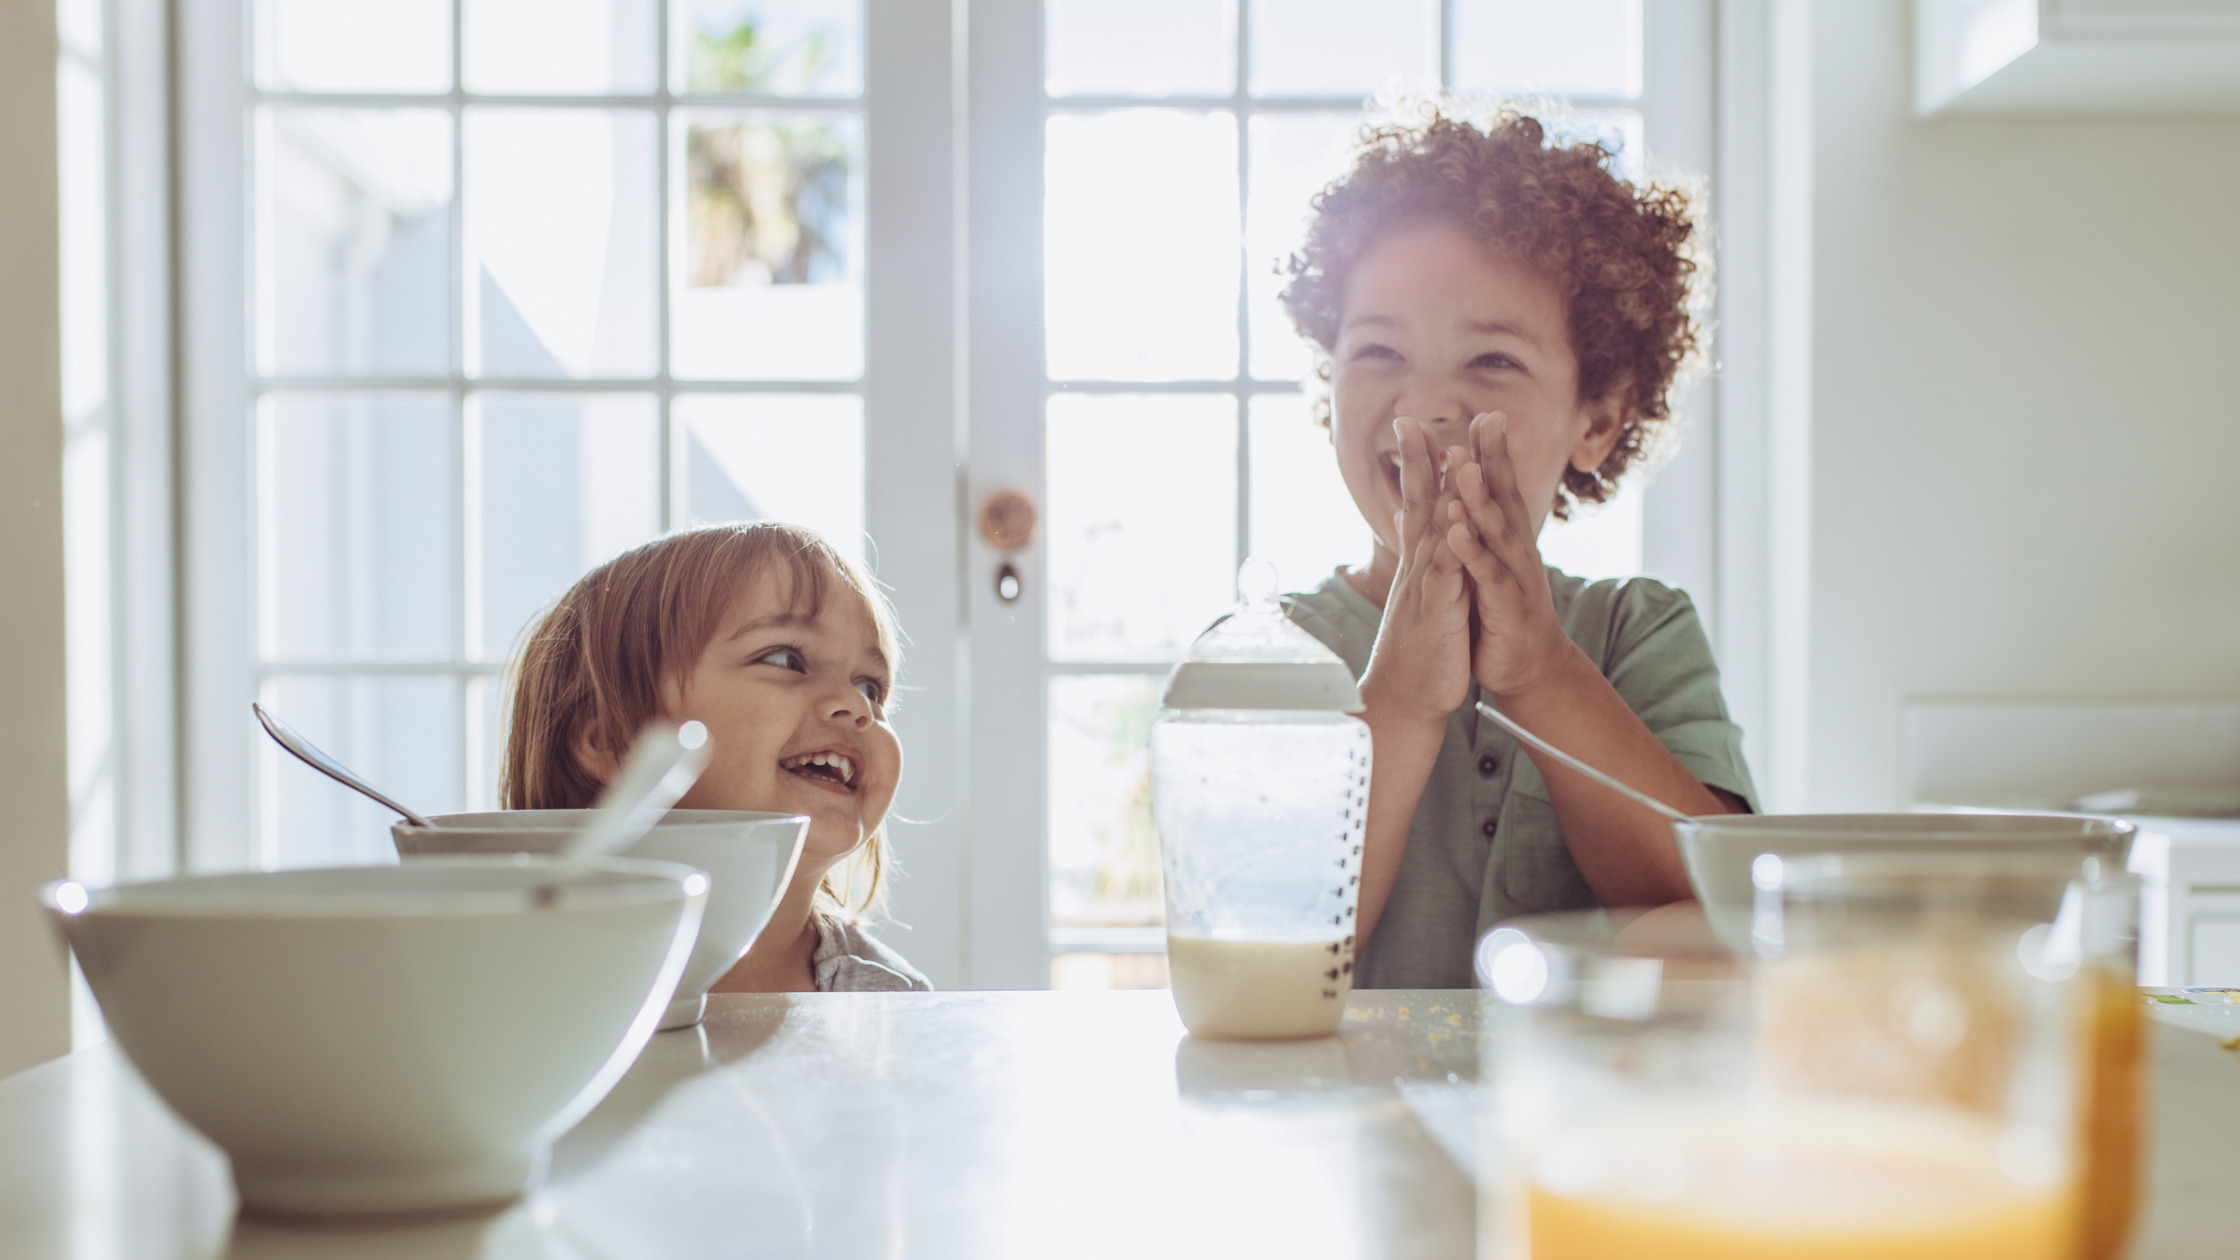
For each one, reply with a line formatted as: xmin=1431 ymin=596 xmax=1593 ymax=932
xmin=1278 ymin=105 xmax=1705 ymax=519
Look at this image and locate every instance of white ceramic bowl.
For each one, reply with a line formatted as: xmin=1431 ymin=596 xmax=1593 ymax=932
xmin=45 ymin=856 xmax=706 ymax=1216
xmin=1675 ymin=812 xmax=2136 ymax=952
xmin=393 ymin=810 xmax=807 ymax=1030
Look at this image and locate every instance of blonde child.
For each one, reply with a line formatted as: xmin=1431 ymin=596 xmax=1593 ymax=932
xmin=503 ymin=522 xmax=929 ymax=993
xmin=1276 ymin=106 xmax=1757 ymax=989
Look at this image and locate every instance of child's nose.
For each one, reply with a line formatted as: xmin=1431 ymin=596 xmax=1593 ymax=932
xmin=825 ymin=685 xmax=870 ymax=726
xmin=1395 ymin=389 xmax=1468 ymax=437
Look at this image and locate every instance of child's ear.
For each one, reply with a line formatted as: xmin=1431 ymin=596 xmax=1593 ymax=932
xmin=1568 ymin=385 xmax=1631 ymax=474
xmin=572 ymin=727 xmax=619 ymax=785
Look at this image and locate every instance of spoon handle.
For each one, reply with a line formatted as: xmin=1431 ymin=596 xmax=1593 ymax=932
xmin=546 ymin=722 xmax=713 ymax=881
xmin=1473 ymin=701 xmax=1693 ymax=825
xmin=254 ymin=703 xmax=438 ymax=829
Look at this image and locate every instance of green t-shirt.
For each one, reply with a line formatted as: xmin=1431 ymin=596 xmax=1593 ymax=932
xmin=1285 ymin=568 xmax=1758 ymax=990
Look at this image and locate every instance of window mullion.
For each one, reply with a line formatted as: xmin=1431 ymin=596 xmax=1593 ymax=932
xmin=1232 ymin=5 xmax=1251 ymax=570
xmin=656 ymin=0 xmax=674 ymax=532
xmin=450 ymin=0 xmax=471 ymax=808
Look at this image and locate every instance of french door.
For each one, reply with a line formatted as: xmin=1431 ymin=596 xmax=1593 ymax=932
xmin=964 ymin=0 xmax=1713 ymax=989
xmin=178 ymin=0 xmax=1709 ymax=991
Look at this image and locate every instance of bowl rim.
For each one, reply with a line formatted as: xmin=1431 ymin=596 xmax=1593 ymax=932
xmin=394 ymin=809 xmax=810 ymax=835
xmin=43 ymin=855 xmax=706 ymax=920
xmin=1673 ymin=811 xmax=2135 ymax=844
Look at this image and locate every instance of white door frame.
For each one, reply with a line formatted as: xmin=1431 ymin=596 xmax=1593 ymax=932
xmin=863 ymin=0 xmax=967 ymax=988
xmin=177 ymin=0 xmax=257 ymax=876
xmin=961 ymin=0 xmax=1050 ymax=989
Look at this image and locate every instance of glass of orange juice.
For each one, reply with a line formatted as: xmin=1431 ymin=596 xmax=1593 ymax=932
xmin=2069 ymin=861 xmax=2146 ymax=1260
xmin=1764 ymin=851 xmax=2144 ymax=1260
xmin=1479 ymin=891 xmax=2086 ymax=1260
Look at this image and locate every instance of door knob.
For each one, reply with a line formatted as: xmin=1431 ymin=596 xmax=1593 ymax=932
xmin=978 ymin=490 xmax=1038 ymax=552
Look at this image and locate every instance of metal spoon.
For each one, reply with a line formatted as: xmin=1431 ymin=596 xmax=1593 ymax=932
xmin=1473 ymin=700 xmax=1693 ymax=825
xmin=535 ymin=720 xmax=714 ymax=906
xmin=254 ymin=702 xmax=437 ymax=829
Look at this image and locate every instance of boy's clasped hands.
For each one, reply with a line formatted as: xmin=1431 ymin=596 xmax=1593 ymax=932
xmin=1370 ymin=410 xmax=1585 ymax=729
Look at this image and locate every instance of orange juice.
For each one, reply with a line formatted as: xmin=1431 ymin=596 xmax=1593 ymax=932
xmin=1752 ymin=951 xmax=2144 ymax=1259
xmin=2079 ymin=968 xmax=2146 ymax=1260
xmin=1756 ymin=947 xmax=2021 ymax=1114
xmin=1530 ymin=1188 xmax=2067 ymax=1260
xmin=1517 ymin=1104 xmax=2071 ymax=1260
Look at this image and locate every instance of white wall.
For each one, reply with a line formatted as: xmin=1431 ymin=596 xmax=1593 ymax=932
xmin=0 ymin=3 xmax=75 ymax=1074
xmin=1799 ymin=0 xmax=2240 ymax=809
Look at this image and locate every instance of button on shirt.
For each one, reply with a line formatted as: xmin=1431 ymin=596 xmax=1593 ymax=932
xmin=1283 ymin=569 xmax=1760 ymax=990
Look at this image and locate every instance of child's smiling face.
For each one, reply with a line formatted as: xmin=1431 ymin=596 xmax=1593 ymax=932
xmin=661 ymin=571 xmax=902 ymax=868
xmin=1331 ymin=217 xmax=1625 ymax=563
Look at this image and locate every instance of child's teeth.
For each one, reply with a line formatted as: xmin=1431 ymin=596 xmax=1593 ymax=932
xmin=783 ymin=752 xmax=855 ymax=785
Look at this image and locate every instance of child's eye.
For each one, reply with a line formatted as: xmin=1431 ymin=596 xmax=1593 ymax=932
xmin=856 ymin=678 xmax=887 ymax=707
xmin=754 ymin=646 xmax=807 ymax=674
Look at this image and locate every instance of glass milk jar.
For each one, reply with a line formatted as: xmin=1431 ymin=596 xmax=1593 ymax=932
xmin=1153 ymin=561 xmax=1370 ymax=1041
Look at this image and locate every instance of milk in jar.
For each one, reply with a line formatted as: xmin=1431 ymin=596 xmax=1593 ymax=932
xmin=1153 ymin=560 xmax=1369 ymax=1041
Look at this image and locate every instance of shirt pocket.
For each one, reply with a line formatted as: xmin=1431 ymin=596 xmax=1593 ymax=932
xmin=1496 ymin=761 xmax=1599 ymax=916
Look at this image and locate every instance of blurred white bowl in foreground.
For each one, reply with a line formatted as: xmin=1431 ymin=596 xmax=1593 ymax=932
xmin=45 ymin=856 xmax=705 ymax=1216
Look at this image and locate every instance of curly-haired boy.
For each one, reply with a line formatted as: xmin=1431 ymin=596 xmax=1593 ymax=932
xmin=1276 ymin=106 xmax=1756 ymax=988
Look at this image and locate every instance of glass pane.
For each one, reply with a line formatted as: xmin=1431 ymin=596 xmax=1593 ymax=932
xmin=471 ymin=392 xmax=661 ymax=660
xmin=671 ymin=112 xmax=863 ymax=381
xmin=256 ymin=108 xmax=452 ymax=378
xmin=261 ymin=675 xmax=460 ymax=868
xmin=1045 ymin=111 xmax=1237 ymax=382
xmin=671 ymin=393 xmax=864 ymax=560
xmin=1537 ymin=480 xmax=1642 ymax=581
xmin=1247 ymin=394 xmax=1366 ymax=595
xmin=1245 ymin=112 xmax=1356 ymax=382
xmin=465 ymin=0 xmax=658 ymax=94
xmin=671 ymin=0 xmax=863 ymax=96
xmin=1051 ymin=953 xmax=1172 ymax=990
xmin=465 ymin=109 xmax=658 ymax=379
xmin=468 ymin=674 xmax=502 ymax=811
xmin=64 ymin=427 xmax=113 ymax=872
xmin=1046 ymin=393 xmax=1236 ymax=661
xmin=1247 ymin=0 xmax=1434 ymax=99
xmin=261 ymin=392 xmax=454 ymax=661
xmin=1454 ymin=0 xmax=1643 ymax=99
xmin=1046 ymin=0 xmax=1235 ymax=98
xmin=59 ymin=59 xmax=107 ymax=422
xmin=257 ymin=0 xmax=450 ymax=93
xmin=1049 ymin=674 xmax=1165 ymax=934
xmin=59 ymin=0 xmax=101 ymax=58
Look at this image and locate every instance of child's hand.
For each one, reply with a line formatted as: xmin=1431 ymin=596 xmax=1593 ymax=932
xmin=1445 ymin=411 xmax=1579 ymax=702
xmin=1359 ymin=417 xmax=1475 ymax=727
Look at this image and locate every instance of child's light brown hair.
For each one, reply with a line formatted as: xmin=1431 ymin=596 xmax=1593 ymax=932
xmin=1279 ymin=103 xmax=1706 ymax=520
xmin=502 ymin=521 xmax=901 ymax=920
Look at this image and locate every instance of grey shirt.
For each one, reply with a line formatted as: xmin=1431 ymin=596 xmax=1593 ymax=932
xmin=1286 ymin=569 xmax=1758 ymax=990
xmin=813 ymin=916 xmax=934 ymax=992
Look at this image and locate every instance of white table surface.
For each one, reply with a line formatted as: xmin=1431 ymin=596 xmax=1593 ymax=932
xmin=1 ymin=989 xmax=2234 ymax=1259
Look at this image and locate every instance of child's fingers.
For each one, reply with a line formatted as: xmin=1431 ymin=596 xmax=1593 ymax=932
xmin=1454 ymin=461 xmax=1510 ymax=543
xmin=1392 ymin=418 xmax=1437 ymax=553
xmin=1479 ymin=415 xmax=1537 ymax=543
xmin=1426 ymin=521 xmax=1464 ymax=574
xmin=1468 ymin=411 xmax=1503 ymax=464
xmin=1445 ymin=518 xmax=1508 ymax=593
xmin=1430 ymin=444 xmax=1467 ymax=530
xmin=1455 ymin=461 xmax=1541 ymax=586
